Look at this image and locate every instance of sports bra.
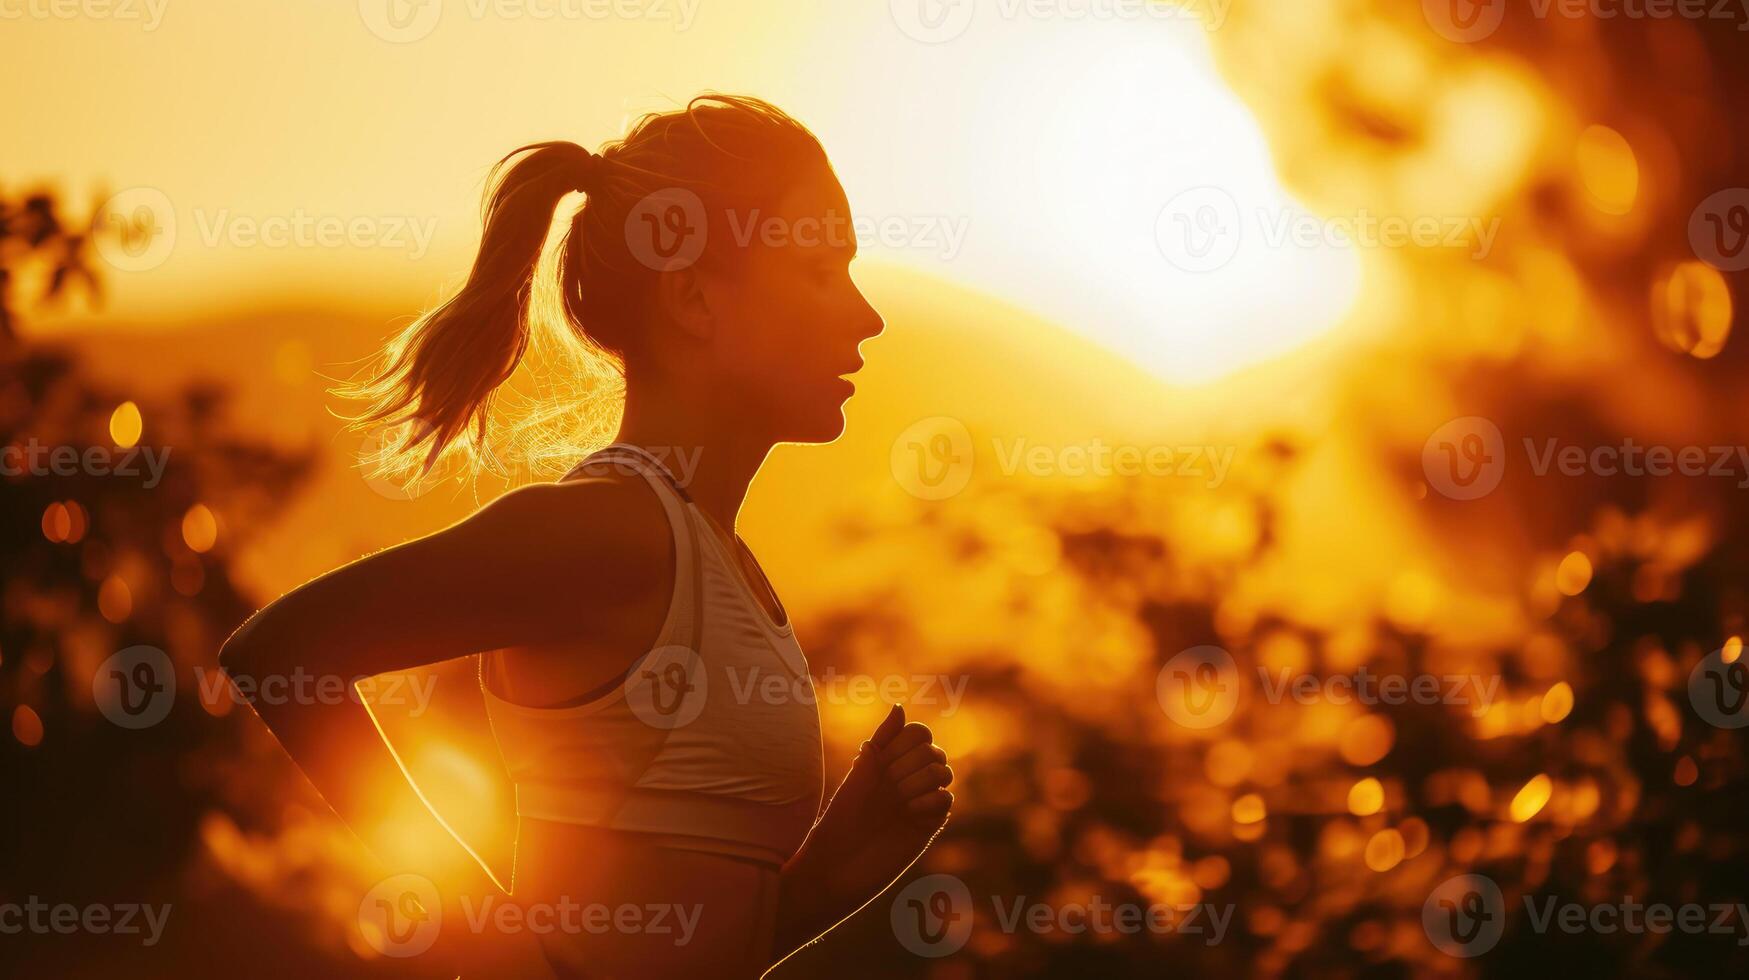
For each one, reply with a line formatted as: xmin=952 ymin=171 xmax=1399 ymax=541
xmin=480 ymin=444 xmax=824 ymax=867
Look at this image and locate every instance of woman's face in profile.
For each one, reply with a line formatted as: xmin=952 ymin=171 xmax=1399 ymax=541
xmin=698 ymin=169 xmax=886 ymax=444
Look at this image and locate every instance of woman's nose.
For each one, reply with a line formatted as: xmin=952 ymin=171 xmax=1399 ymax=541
xmin=851 ymin=291 xmax=885 ymax=341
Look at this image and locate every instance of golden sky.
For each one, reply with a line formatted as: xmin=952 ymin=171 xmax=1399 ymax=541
xmin=9 ymin=0 xmax=1357 ymax=382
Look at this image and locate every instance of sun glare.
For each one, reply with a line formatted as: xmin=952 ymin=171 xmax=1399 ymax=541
xmin=825 ymin=13 xmax=1362 ymax=384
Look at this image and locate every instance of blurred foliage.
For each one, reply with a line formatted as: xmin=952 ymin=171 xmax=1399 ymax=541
xmin=0 ymin=190 xmax=103 ymax=345
xmin=784 ymin=473 xmax=1749 ymax=979
xmin=0 ymin=194 xmax=386 ymax=976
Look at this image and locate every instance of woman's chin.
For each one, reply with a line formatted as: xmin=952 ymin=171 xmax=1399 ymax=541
xmin=785 ymin=405 xmax=850 ymax=445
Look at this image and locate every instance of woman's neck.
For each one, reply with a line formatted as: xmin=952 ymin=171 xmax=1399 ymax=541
xmin=613 ymin=376 xmax=770 ymax=536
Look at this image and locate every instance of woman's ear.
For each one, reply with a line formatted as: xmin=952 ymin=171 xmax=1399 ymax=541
xmin=654 ymin=265 xmax=714 ymax=341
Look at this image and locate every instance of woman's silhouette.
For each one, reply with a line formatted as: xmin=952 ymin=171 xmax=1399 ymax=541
xmin=220 ymin=94 xmax=953 ymax=978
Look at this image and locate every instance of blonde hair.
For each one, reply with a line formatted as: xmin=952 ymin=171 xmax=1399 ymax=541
xmin=340 ymin=93 xmax=827 ymax=485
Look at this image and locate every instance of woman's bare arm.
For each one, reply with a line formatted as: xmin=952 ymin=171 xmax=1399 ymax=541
xmin=218 ymin=477 xmax=669 ymax=894
xmin=772 ymin=705 xmax=954 ymax=964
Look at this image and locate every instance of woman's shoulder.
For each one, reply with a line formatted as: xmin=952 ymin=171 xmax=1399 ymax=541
xmin=462 ymin=471 xmax=674 ymax=600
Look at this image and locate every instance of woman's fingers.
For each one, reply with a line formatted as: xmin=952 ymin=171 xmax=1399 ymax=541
xmin=880 ymin=722 xmax=935 ymax=762
xmin=906 ymin=788 xmax=953 ymax=818
xmin=886 ymin=742 xmax=942 ymax=782
xmin=869 ymin=703 xmax=906 ymax=748
xmin=886 ymin=746 xmax=948 ymax=784
xmin=870 ymin=717 xmax=953 ymax=814
xmin=895 ymin=763 xmax=953 ymax=800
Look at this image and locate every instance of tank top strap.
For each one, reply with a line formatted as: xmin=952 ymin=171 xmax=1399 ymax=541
xmin=564 ymin=443 xmax=708 ymax=659
xmin=563 ymin=443 xmax=694 ymax=501
xmin=484 ymin=444 xmax=711 ymax=706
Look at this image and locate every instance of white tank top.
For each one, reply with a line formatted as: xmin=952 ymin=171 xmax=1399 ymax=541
xmin=480 ymin=444 xmax=824 ymax=867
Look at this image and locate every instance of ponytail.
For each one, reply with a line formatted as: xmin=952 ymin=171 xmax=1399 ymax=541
xmin=342 ymin=141 xmax=599 ymax=472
